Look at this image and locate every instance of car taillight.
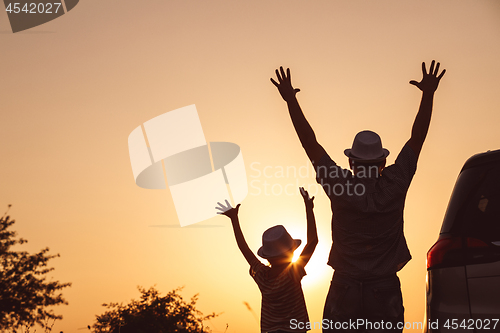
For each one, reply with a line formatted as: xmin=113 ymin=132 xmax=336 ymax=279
xmin=427 ymin=236 xmax=490 ymax=269
xmin=466 ymin=237 xmax=489 ymax=248
xmin=427 ymin=235 xmax=463 ymax=269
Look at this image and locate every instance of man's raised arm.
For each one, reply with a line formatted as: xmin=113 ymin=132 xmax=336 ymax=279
xmin=271 ymin=67 xmax=326 ymax=166
xmin=407 ymin=60 xmax=446 ymax=159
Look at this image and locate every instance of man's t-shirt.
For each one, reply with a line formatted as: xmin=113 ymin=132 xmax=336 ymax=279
xmin=315 ymin=143 xmax=418 ymax=278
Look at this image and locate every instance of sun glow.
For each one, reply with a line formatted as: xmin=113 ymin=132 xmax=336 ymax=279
xmin=286 ymin=224 xmax=331 ymax=285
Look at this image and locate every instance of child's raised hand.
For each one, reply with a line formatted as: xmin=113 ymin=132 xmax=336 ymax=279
xmin=299 ymin=187 xmax=314 ymax=209
xmin=216 ymin=200 xmax=241 ymax=219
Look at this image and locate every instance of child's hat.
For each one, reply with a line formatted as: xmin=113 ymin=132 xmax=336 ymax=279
xmin=257 ymin=225 xmax=301 ymax=259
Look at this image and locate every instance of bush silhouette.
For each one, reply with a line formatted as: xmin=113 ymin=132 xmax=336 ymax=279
xmin=93 ymin=286 xmax=218 ymax=333
xmin=0 ymin=207 xmax=71 ymax=331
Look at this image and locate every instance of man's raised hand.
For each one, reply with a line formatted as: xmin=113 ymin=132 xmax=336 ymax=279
xmin=410 ymin=60 xmax=446 ymax=93
xmin=271 ymin=67 xmax=301 ymax=102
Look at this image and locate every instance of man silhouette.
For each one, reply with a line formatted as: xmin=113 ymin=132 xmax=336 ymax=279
xmin=271 ymin=61 xmax=445 ymax=332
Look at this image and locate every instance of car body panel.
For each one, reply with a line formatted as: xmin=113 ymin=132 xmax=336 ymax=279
xmin=426 ymin=267 xmax=472 ymax=333
xmin=425 ymin=149 xmax=500 ymax=333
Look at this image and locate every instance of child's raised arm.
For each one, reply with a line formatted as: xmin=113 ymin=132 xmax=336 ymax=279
xmin=297 ymin=187 xmax=318 ymax=267
xmin=216 ymin=201 xmax=258 ymax=266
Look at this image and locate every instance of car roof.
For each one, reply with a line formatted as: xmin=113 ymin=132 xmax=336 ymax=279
xmin=440 ymin=148 xmax=500 ymax=236
xmin=461 ymin=149 xmax=500 ymax=172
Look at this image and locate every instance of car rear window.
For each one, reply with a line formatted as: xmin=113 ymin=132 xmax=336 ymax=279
xmin=441 ymin=164 xmax=500 ymax=242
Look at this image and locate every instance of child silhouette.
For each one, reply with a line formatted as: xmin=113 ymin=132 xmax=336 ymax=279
xmin=216 ymin=187 xmax=318 ymax=333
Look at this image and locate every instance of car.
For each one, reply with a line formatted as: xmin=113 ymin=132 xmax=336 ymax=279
xmin=425 ymin=149 xmax=500 ymax=333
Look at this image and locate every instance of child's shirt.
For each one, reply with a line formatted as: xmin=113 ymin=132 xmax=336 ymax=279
xmin=249 ymin=258 xmax=309 ymax=332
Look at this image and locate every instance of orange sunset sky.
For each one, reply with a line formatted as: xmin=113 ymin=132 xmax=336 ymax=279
xmin=1 ymin=1 xmax=500 ymax=332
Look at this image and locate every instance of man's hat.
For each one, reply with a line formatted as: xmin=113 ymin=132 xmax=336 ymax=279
xmin=257 ymin=225 xmax=301 ymax=259
xmin=344 ymin=130 xmax=390 ymax=162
